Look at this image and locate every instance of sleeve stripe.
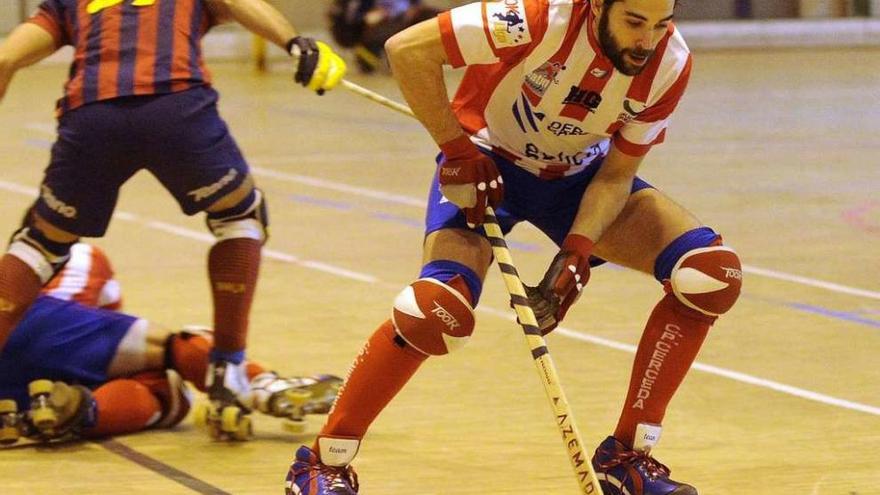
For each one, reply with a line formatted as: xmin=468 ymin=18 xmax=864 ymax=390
xmin=638 ymin=54 xmax=692 ymax=123
xmin=438 ymin=11 xmax=466 ymax=68
xmin=626 ymin=24 xmax=674 ymax=102
xmin=28 ymin=11 xmax=65 ymax=48
xmin=613 ymin=132 xmax=655 ymax=157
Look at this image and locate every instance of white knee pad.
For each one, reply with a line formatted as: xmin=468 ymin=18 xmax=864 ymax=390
xmin=392 ymin=278 xmax=475 ymax=356
xmin=670 ymin=246 xmax=742 ymax=316
xmin=206 ymin=189 xmax=268 ymax=243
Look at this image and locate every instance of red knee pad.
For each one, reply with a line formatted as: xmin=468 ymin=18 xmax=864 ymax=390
xmin=392 ymin=278 xmax=475 ymax=356
xmin=670 ymin=246 xmax=742 ymax=316
xmin=130 ymin=370 xmax=193 ymax=429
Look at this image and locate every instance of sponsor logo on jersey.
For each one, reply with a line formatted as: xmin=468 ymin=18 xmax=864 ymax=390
xmin=524 ymin=61 xmax=565 ymax=97
xmin=487 ymin=0 xmax=531 ymax=48
xmin=548 ymin=121 xmax=588 ymax=136
xmin=40 ymin=185 xmax=78 ymax=219
xmin=512 ymin=93 xmax=544 ymax=133
xmin=615 ymin=99 xmax=648 ymax=124
xmin=562 ymin=85 xmax=602 ymax=112
xmin=188 ymin=168 xmax=238 ymax=202
xmin=590 ymin=67 xmax=609 ymax=79
xmin=623 ymin=99 xmax=646 ymax=116
xmin=524 ymin=142 xmax=599 ymax=166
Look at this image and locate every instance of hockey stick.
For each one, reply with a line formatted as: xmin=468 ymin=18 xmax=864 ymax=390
xmin=342 ymin=79 xmax=604 ymax=494
xmin=341 ymin=80 xmax=416 ymax=118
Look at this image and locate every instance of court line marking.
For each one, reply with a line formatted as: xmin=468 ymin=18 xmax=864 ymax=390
xmin=3 ymin=179 xmax=875 ymax=417
xmin=245 ymin=164 xmax=880 ymax=301
xmin=97 ymin=439 xmax=231 ymax=495
xmin=16 ymin=131 xmax=880 ymax=301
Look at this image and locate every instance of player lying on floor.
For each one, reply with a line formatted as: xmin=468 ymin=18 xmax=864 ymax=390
xmin=0 ymin=243 xmax=340 ymax=445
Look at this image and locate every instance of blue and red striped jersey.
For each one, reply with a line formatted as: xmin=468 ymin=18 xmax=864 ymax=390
xmin=29 ymin=0 xmax=217 ymax=115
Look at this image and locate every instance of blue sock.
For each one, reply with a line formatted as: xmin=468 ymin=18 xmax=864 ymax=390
xmin=209 ymin=349 xmax=245 ymax=365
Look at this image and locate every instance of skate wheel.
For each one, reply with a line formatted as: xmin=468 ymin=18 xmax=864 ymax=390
xmin=282 ymin=419 xmax=307 ymax=435
xmin=230 ymin=416 xmax=252 ymax=441
xmin=0 ymin=426 xmax=20 ymax=445
xmin=220 ymin=406 xmax=243 ymax=433
xmin=0 ymin=400 xmax=17 ymax=415
xmin=284 ymin=389 xmax=312 ymax=408
xmin=31 ymin=405 xmax=58 ymax=430
xmin=193 ymin=403 xmax=211 ymax=429
xmin=28 ymin=379 xmax=54 ymax=397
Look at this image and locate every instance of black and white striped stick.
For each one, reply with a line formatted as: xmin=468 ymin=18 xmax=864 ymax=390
xmin=482 ymin=208 xmax=603 ymax=495
xmin=342 ymin=79 xmax=604 ymax=495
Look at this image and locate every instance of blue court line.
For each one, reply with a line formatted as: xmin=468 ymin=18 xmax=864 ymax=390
xmin=285 ymin=193 xmax=353 ymax=211
xmin=741 ymin=293 xmax=880 ymax=329
xmin=22 ymin=138 xmax=876 ymax=329
xmin=20 ymin=136 xmax=546 ymax=253
xmin=279 ymin=191 xmax=544 ymax=252
xmin=24 ymin=138 xmax=52 ymax=149
xmin=786 ymin=302 xmax=880 ymax=328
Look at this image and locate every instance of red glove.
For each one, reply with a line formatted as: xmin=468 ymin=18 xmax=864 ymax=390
xmin=438 ymin=135 xmax=504 ymax=227
xmin=532 ymin=234 xmax=595 ymax=333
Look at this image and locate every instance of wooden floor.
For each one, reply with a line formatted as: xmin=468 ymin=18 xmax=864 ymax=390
xmin=0 ymin=46 xmax=878 ymax=495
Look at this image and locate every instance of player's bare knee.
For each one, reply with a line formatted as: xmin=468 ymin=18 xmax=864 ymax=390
xmin=669 ymin=246 xmax=742 ymax=316
xmin=205 ymin=188 xmax=268 ymax=244
xmin=392 ymin=278 xmax=475 ymax=356
xmin=7 ymin=214 xmax=77 ymax=284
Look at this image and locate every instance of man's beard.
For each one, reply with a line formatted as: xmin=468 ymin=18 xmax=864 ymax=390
xmin=598 ymin=7 xmax=655 ymax=76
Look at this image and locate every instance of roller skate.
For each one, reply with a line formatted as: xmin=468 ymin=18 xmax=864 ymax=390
xmin=592 ymin=424 xmax=697 ymax=495
xmin=0 ymin=380 xmax=98 ymax=445
xmin=193 ymin=359 xmax=254 ymax=441
xmin=285 ymin=437 xmax=360 ymax=495
xmin=250 ymin=373 xmax=343 ymax=434
xmin=0 ymin=399 xmax=28 ymax=446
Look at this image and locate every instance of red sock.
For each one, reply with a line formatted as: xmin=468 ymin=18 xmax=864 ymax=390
xmin=168 ymin=331 xmax=266 ymax=391
xmin=168 ymin=332 xmax=212 ymax=390
xmin=85 ymin=379 xmax=162 ymax=437
xmin=0 ymin=254 xmax=42 ymax=349
xmin=614 ymin=293 xmax=716 ymax=447
xmin=208 ymin=238 xmax=261 ymax=353
xmin=319 ymin=320 xmax=427 ymax=440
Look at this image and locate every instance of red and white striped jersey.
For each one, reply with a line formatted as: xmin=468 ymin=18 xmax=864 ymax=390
xmin=42 ymin=243 xmax=122 ymax=310
xmin=438 ymin=0 xmax=692 ymax=179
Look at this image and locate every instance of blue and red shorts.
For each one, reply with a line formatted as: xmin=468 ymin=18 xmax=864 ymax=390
xmin=425 ymin=148 xmax=653 ymax=247
xmin=0 ymin=296 xmax=136 ymax=408
xmin=35 ymin=86 xmax=250 ymax=237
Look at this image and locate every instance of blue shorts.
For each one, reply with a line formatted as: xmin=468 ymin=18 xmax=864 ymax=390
xmin=0 ymin=296 xmax=136 ymax=408
xmin=36 ymin=86 xmax=250 ymax=237
xmin=425 ymin=149 xmax=653 ymax=247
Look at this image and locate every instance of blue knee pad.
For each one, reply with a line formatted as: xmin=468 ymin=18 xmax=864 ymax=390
xmin=653 ymin=227 xmax=720 ymax=282
xmin=419 ymin=260 xmax=483 ymax=305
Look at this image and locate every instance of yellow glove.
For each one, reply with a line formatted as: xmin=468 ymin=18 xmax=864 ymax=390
xmin=287 ymin=37 xmax=347 ymax=95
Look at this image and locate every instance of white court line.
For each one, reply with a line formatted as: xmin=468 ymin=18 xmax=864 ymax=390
xmin=18 ymin=125 xmax=880 ymax=301
xmin=1 ymin=181 xmax=877 ymax=417
xmin=247 ymin=164 xmax=880 ymax=301
xmin=479 ymin=307 xmax=880 ymax=417
xmin=251 ymin=166 xmax=425 ymax=208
